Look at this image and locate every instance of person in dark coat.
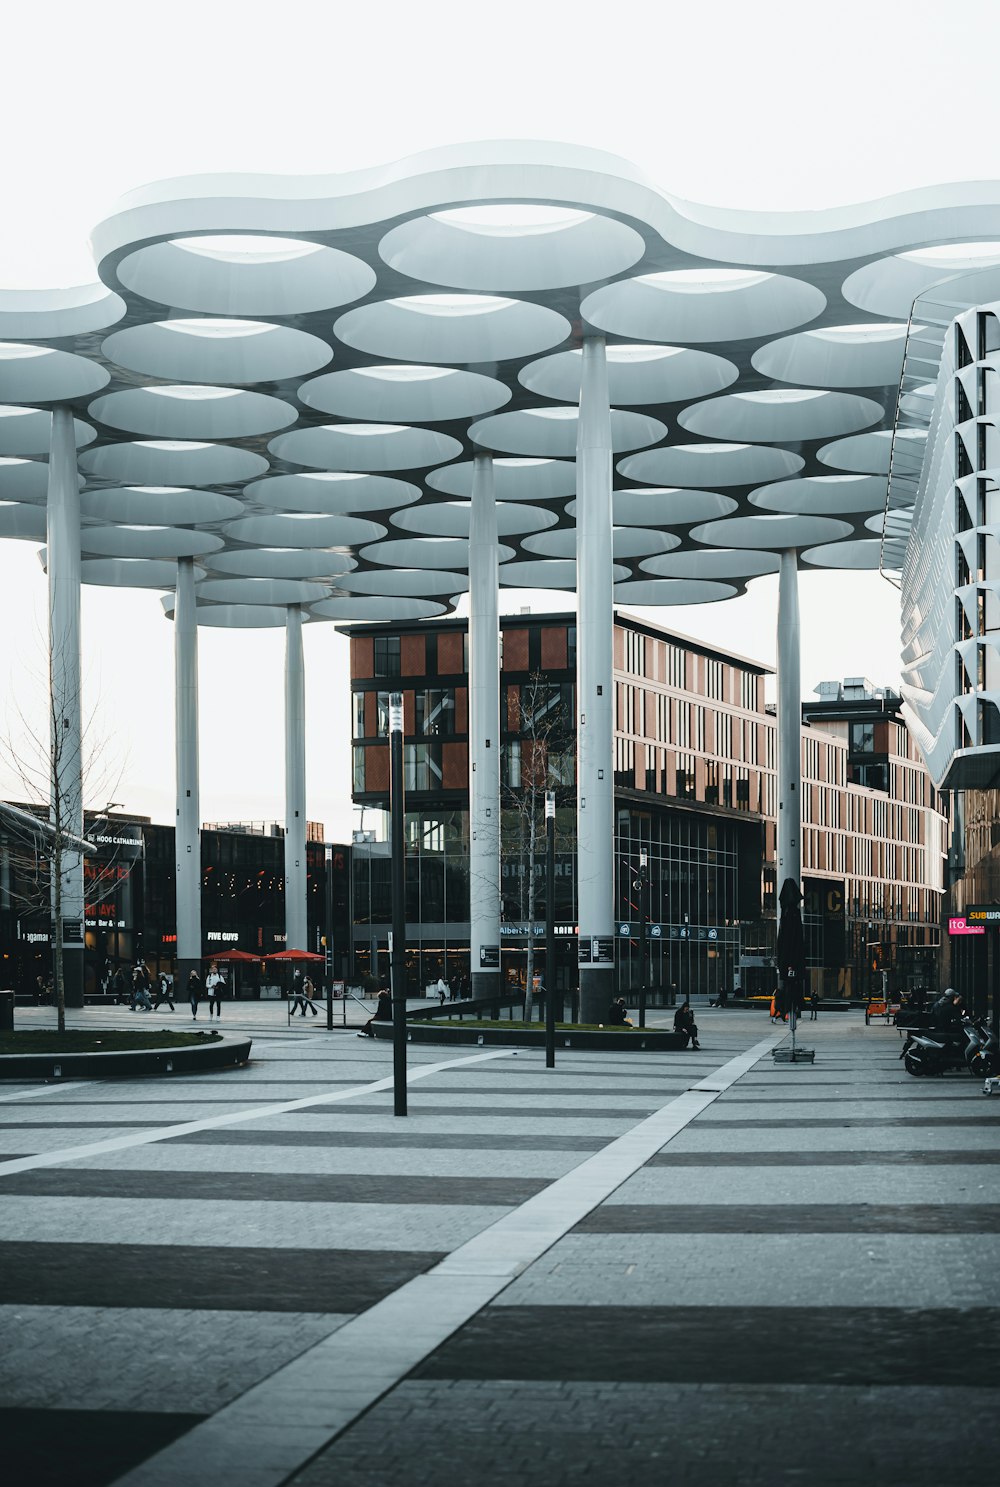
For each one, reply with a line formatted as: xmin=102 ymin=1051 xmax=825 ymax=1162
xmin=673 ymin=999 xmax=700 ymax=1049
xmin=775 ymin=879 xmax=807 ymax=1022
xmin=188 ymin=967 xmax=202 ymax=1020
xmin=606 ymin=997 xmax=633 ymax=1027
xmin=931 ymin=988 xmax=964 ymax=1033
xmin=358 ymin=989 xmax=393 ymax=1037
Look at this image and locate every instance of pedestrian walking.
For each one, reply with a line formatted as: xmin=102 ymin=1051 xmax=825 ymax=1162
xmin=300 ymin=973 xmax=319 ymax=1017
xmin=205 ymin=963 xmax=226 ymax=1019
xmin=111 ymin=966 xmax=128 ymax=1005
xmin=809 ymin=988 xmax=820 ymax=1021
xmin=152 ymin=971 xmax=175 ymax=1012
xmin=188 ymin=967 xmax=202 ymax=1019
xmin=131 ymin=964 xmax=152 ymax=1012
xmin=436 ymin=975 xmax=448 ymax=1007
xmin=288 ymin=968 xmax=312 ymax=1016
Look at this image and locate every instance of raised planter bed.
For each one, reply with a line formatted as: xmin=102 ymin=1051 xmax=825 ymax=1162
xmin=0 ymin=1030 xmax=252 ymax=1080
xmin=371 ymin=1022 xmax=688 ymax=1050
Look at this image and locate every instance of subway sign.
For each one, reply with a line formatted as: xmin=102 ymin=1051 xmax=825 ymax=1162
xmin=966 ymin=905 xmax=1000 ymax=925
xmin=948 ymin=916 xmax=985 ymax=936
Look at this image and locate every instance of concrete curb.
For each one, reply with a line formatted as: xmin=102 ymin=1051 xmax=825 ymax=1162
xmin=370 ymin=1023 xmax=688 ymax=1050
xmin=0 ymin=1032 xmax=253 ymax=1081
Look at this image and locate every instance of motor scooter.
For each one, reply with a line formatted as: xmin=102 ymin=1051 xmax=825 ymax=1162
xmin=965 ymin=1017 xmax=998 ymax=1078
xmin=900 ymin=1015 xmax=995 ymax=1077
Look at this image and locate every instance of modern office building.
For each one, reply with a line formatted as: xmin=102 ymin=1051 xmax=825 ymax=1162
xmin=0 ymin=807 xmax=351 ymax=996
xmin=887 ymin=277 xmax=1000 ymax=1013
xmin=346 ymin=611 xmax=945 ymax=1002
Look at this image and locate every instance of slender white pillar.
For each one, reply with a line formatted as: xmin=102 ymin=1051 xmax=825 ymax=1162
xmin=47 ymin=407 xmax=85 ymax=1007
xmin=576 ymin=336 xmax=615 ymax=1024
xmin=776 ymin=550 xmax=802 ymax=893
xmin=174 ymin=557 xmax=202 ymax=989
xmin=469 ymin=452 xmax=501 ymax=994
xmin=284 ymin=604 xmax=308 ymax=951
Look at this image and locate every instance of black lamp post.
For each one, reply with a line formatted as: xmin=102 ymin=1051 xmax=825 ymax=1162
xmin=545 ymin=789 xmax=556 ymax=1069
xmin=635 ymin=848 xmax=648 ymax=1029
xmin=389 ymin=691 xmax=407 ymax=1117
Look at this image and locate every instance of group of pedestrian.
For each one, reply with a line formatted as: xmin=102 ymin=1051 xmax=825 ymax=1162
xmin=186 ymin=963 xmax=227 ymax=1020
xmin=288 ymin=968 xmax=319 ymax=1017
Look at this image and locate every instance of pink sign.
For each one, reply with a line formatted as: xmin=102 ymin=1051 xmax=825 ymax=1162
xmin=949 ymin=917 xmax=985 ymax=936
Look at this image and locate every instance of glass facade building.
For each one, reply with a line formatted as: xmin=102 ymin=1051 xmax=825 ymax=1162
xmin=345 ymin=611 xmax=947 ymax=1002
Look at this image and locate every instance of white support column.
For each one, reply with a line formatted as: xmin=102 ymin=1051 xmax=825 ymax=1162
xmin=469 ymin=452 xmax=501 ymax=995
xmin=576 ymin=335 xmax=615 ymax=1024
xmin=284 ymin=604 xmax=308 ymax=951
xmin=47 ymin=407 xmax=85 ymax=1008
xmin=776 ymin=550 xmax=802 ymax=894
xmin=174 ymin=556 xmax=202 ymax=993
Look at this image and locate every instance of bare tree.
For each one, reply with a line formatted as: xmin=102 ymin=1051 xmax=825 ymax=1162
xmin=500 ymin=672 xmax=574 ymax=1023
xmin=1 ymin=644 xmax=126 ymax=1032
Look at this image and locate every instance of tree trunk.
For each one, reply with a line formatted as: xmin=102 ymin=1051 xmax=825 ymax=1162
xmin=51 ymin=827 xmax=66 ymax=1035
xmin=524 ymin=804 xmax=536 ymax=1023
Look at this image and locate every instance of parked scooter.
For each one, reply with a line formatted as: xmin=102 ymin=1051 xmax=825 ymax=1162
xmin=965 ymin=1017 xmax=998 ymax=1078
xmin=901 ymin=1015 xmax=997 ymax=1077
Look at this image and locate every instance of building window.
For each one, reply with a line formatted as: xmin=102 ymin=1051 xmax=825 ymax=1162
xmin=850 ymin=721 xmax=875 ymax=755
xmin=353 ymin=747 xmax=366 ymax=792
xmin=415 ymin=689 xmax=456 ymax=736
xmin=404 ymin=743 xmax=442 ymax=792
xmin=374 ymin=636 xmax=401 ymax=678
xmin=353 ymin=692 xmax=366 ymax=739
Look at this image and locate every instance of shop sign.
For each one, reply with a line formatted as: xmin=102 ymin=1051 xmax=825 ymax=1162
xmin=479 ymin=945 xmax=499 ymax=969
xmin=948 ymin=916 xmax=985 ymax=936
xmin=966 ymin=905 xmax=1000 ymax=924
xmin=592 ymin=937 xmax=615 ymax=965
xmin=206 ymin=930 xmax=240 ymax=943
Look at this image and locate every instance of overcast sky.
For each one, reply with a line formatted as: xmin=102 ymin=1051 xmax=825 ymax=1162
xmin=1 ymin=0 xmax=994 ymax=839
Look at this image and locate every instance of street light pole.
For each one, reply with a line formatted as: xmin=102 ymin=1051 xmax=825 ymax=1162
xmin=545 ymin=790 xmax=556 ymax=1070
xmin=389 ymin=692 xmax=407 ymax=1117
xmin=637 ymin=849 xmax=648 ymax=1029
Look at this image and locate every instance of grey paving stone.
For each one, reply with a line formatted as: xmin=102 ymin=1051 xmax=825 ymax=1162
xmin=493 ymin=1232 xmax=1000 ymax=1308
xmin=648 ymin=1148 xmax=1000 ymax=1165
xmin=171 ymin=1128 xmax=604 ymax=1152
xmin=4 ymin=1407 xmax=202 ymax=1487
xmin=288 ymin=1381 xmax=997 ymax=1487
xmin=0 ymin=1242 xmax=443 ymax=1312
xmin=70 ymin=1145 xmax=587 ymax=1179
xmin=0 ymin=1169 xmax=550 ymax=1206
xmin=574 ymin=1202 xmax=1000 ymax=1233
xmin=0 ymin=1305 xmax=350 ymax=1411
xmin=414 ymin=1304 xmax=1000 ymax=1386
xmin=0 ymin=1195 xmax=510 ymax=1251
xmin=607 ymin=1163 xmax=1000 ymax=1205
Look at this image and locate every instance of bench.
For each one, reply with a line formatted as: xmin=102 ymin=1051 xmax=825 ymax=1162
xmin=864 ymin=1001 xmax=900 ymax=1025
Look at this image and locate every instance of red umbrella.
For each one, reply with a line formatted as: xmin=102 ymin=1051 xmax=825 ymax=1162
xmin=202 ymin=949 xmax=260 ymax=962
xmin=264 ymin=948 xmax=324 ymax=962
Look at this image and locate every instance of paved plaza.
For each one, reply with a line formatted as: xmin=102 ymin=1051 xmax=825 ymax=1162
xmin=0 ymin=1005 xmax=997 ymax=1485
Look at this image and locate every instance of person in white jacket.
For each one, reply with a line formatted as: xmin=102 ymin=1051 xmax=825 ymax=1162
xmin=205 ymin=963 xmax=227 ymax=1019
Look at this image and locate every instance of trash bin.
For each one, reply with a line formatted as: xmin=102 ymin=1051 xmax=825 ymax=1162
xmin=0 ymin=990 xmax=14 ymax=1031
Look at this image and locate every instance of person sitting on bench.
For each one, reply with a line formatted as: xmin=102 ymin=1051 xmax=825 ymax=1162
xmin=606 ymin=997 xmax=633 ymax=1027
xmin=674 ymin=999 xmax=700 ymax=1049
